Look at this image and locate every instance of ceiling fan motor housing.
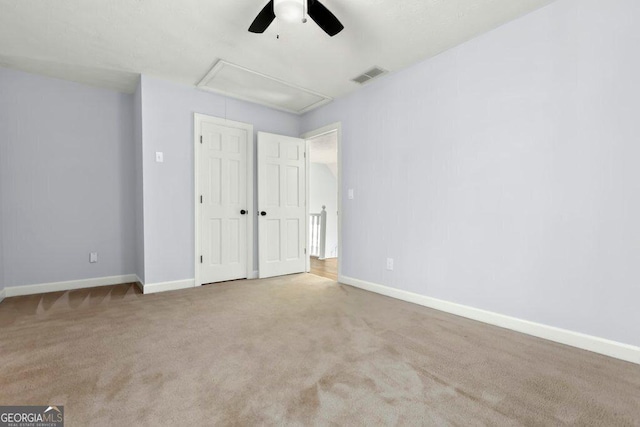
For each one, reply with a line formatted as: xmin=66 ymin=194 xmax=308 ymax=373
xmin=274 ymin=0 xmax=304 ymax=22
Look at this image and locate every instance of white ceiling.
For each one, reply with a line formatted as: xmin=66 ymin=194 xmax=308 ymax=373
xmin=309 ymin=131 xmax=337 ymax=178
xmin=0 ymin=0 xmax=555 ymax=104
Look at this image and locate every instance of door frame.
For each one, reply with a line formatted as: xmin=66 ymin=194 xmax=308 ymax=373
xmin=194 ymin=113 xmax=255 ymax=287
xmin=301 ymin=122 xmax=342 ymax=278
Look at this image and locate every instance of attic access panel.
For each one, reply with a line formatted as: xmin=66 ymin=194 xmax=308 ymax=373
xmin=197 ymin=60 xmax=332 ymax=114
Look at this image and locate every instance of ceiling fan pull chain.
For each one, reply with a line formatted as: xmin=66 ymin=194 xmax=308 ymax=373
xmin=302 ymin=0 xmax=308 ymax=23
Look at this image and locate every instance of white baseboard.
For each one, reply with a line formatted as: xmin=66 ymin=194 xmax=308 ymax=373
xmin=134 ymin=275 xmax=144 ymax=292
xmin=142 ymin=278 xmax=194 ymax=294
xmin=0 ymin=288 xmax=5 ymax=304
xmin=250 ymin=270 xmax=259 ymax=279
xmin=4 ymin=274 xmax=139 ymax=298
xmin=339 ymin=275 xmax=640 ymax=365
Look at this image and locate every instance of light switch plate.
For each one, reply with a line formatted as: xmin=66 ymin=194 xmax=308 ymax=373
xmin=155 ymin=152 xmax=164 ymax=163
xmin=348 ymin=189 xmax=354 ymax=200
xmin=90 ymin=252 xmax=98 ymax=263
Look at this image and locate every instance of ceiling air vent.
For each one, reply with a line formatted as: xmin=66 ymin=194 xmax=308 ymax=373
xmin=352 ymin=67 xmax=387 ymax=85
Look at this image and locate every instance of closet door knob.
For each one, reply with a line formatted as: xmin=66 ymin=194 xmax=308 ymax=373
xmin=240 ymin=210 xmax=247 ymax=215
xmin=260 ymin=211 xmax=267 ymax=216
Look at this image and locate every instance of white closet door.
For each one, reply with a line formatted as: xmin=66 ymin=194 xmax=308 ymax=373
xmin=198 ymin=120 xmax=249 ymax=284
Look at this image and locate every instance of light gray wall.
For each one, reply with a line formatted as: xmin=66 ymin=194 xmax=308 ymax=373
xmin=0 ymin=187 xmax=4 ymax=294
xmin=0 ymin=120 xmax=5 ymax=294
xmin=0 ymin=67 xmax=136 ymax=287
xmin=301 ymin=0 xmax=640 ymax=347
xmin=133 ymin=77 xmax=145 ymax=283
xmin=0 ymin=195 xmax=4 ymax=294
xmin=309 ymin=163 xmax=338 ymax=258
xmin=139 ymin=76 xmax=299 ymax=284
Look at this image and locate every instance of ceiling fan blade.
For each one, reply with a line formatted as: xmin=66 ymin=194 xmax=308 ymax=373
xmin=307 ymin=0 xmax=344 ymax=36
xmin=248 ymin=0 xmax=276 ymax=33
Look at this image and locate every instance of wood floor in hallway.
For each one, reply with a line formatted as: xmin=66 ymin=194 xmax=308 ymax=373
xmin=310 ymin=257 xmax=338 ymax=280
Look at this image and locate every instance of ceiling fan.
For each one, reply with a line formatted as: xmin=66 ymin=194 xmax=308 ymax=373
xmin=248 ymin=0 xmax=344 ymax=37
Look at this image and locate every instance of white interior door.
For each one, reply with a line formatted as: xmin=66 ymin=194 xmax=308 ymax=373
xmin=198 ymin=118 xmax=250 ymax=284
xmin=258 ymin=132 xmax=306 ymax=278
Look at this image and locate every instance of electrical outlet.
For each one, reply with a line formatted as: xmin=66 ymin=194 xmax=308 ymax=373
xmin=155 ymin=152 xmax=164 ymax=163
xmin=90 ymin=252 xmax=98 ymax=263
xmin=386 ymin=258 xmax=394 ymax=271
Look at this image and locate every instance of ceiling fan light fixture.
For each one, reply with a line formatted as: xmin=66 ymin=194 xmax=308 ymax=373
xmin=248 ymin=0 xmax=343 ymax=36
xmin=274 ymin=0 xmax=304 ymax=22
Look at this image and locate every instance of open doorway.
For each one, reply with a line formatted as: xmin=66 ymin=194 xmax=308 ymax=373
xmin=305 ymin=129 xmax=339 ymax=281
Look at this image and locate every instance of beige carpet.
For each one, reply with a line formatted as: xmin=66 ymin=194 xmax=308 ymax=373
xmin=1 ymin=274 xmax=639 ymax=426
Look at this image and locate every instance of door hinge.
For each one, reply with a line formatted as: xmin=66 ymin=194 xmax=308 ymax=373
xmin=200 ymin=255 xmax=203 ymax=263
xmin=200 ymin=195 xmax=203 ymax=204
xmin=200 ymin=135 xmax=203 ymax=144
xmin=304 ymin=152 xmax=306 ymax=158
xmin=304 ymin=248 xmax=306 ymax=254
